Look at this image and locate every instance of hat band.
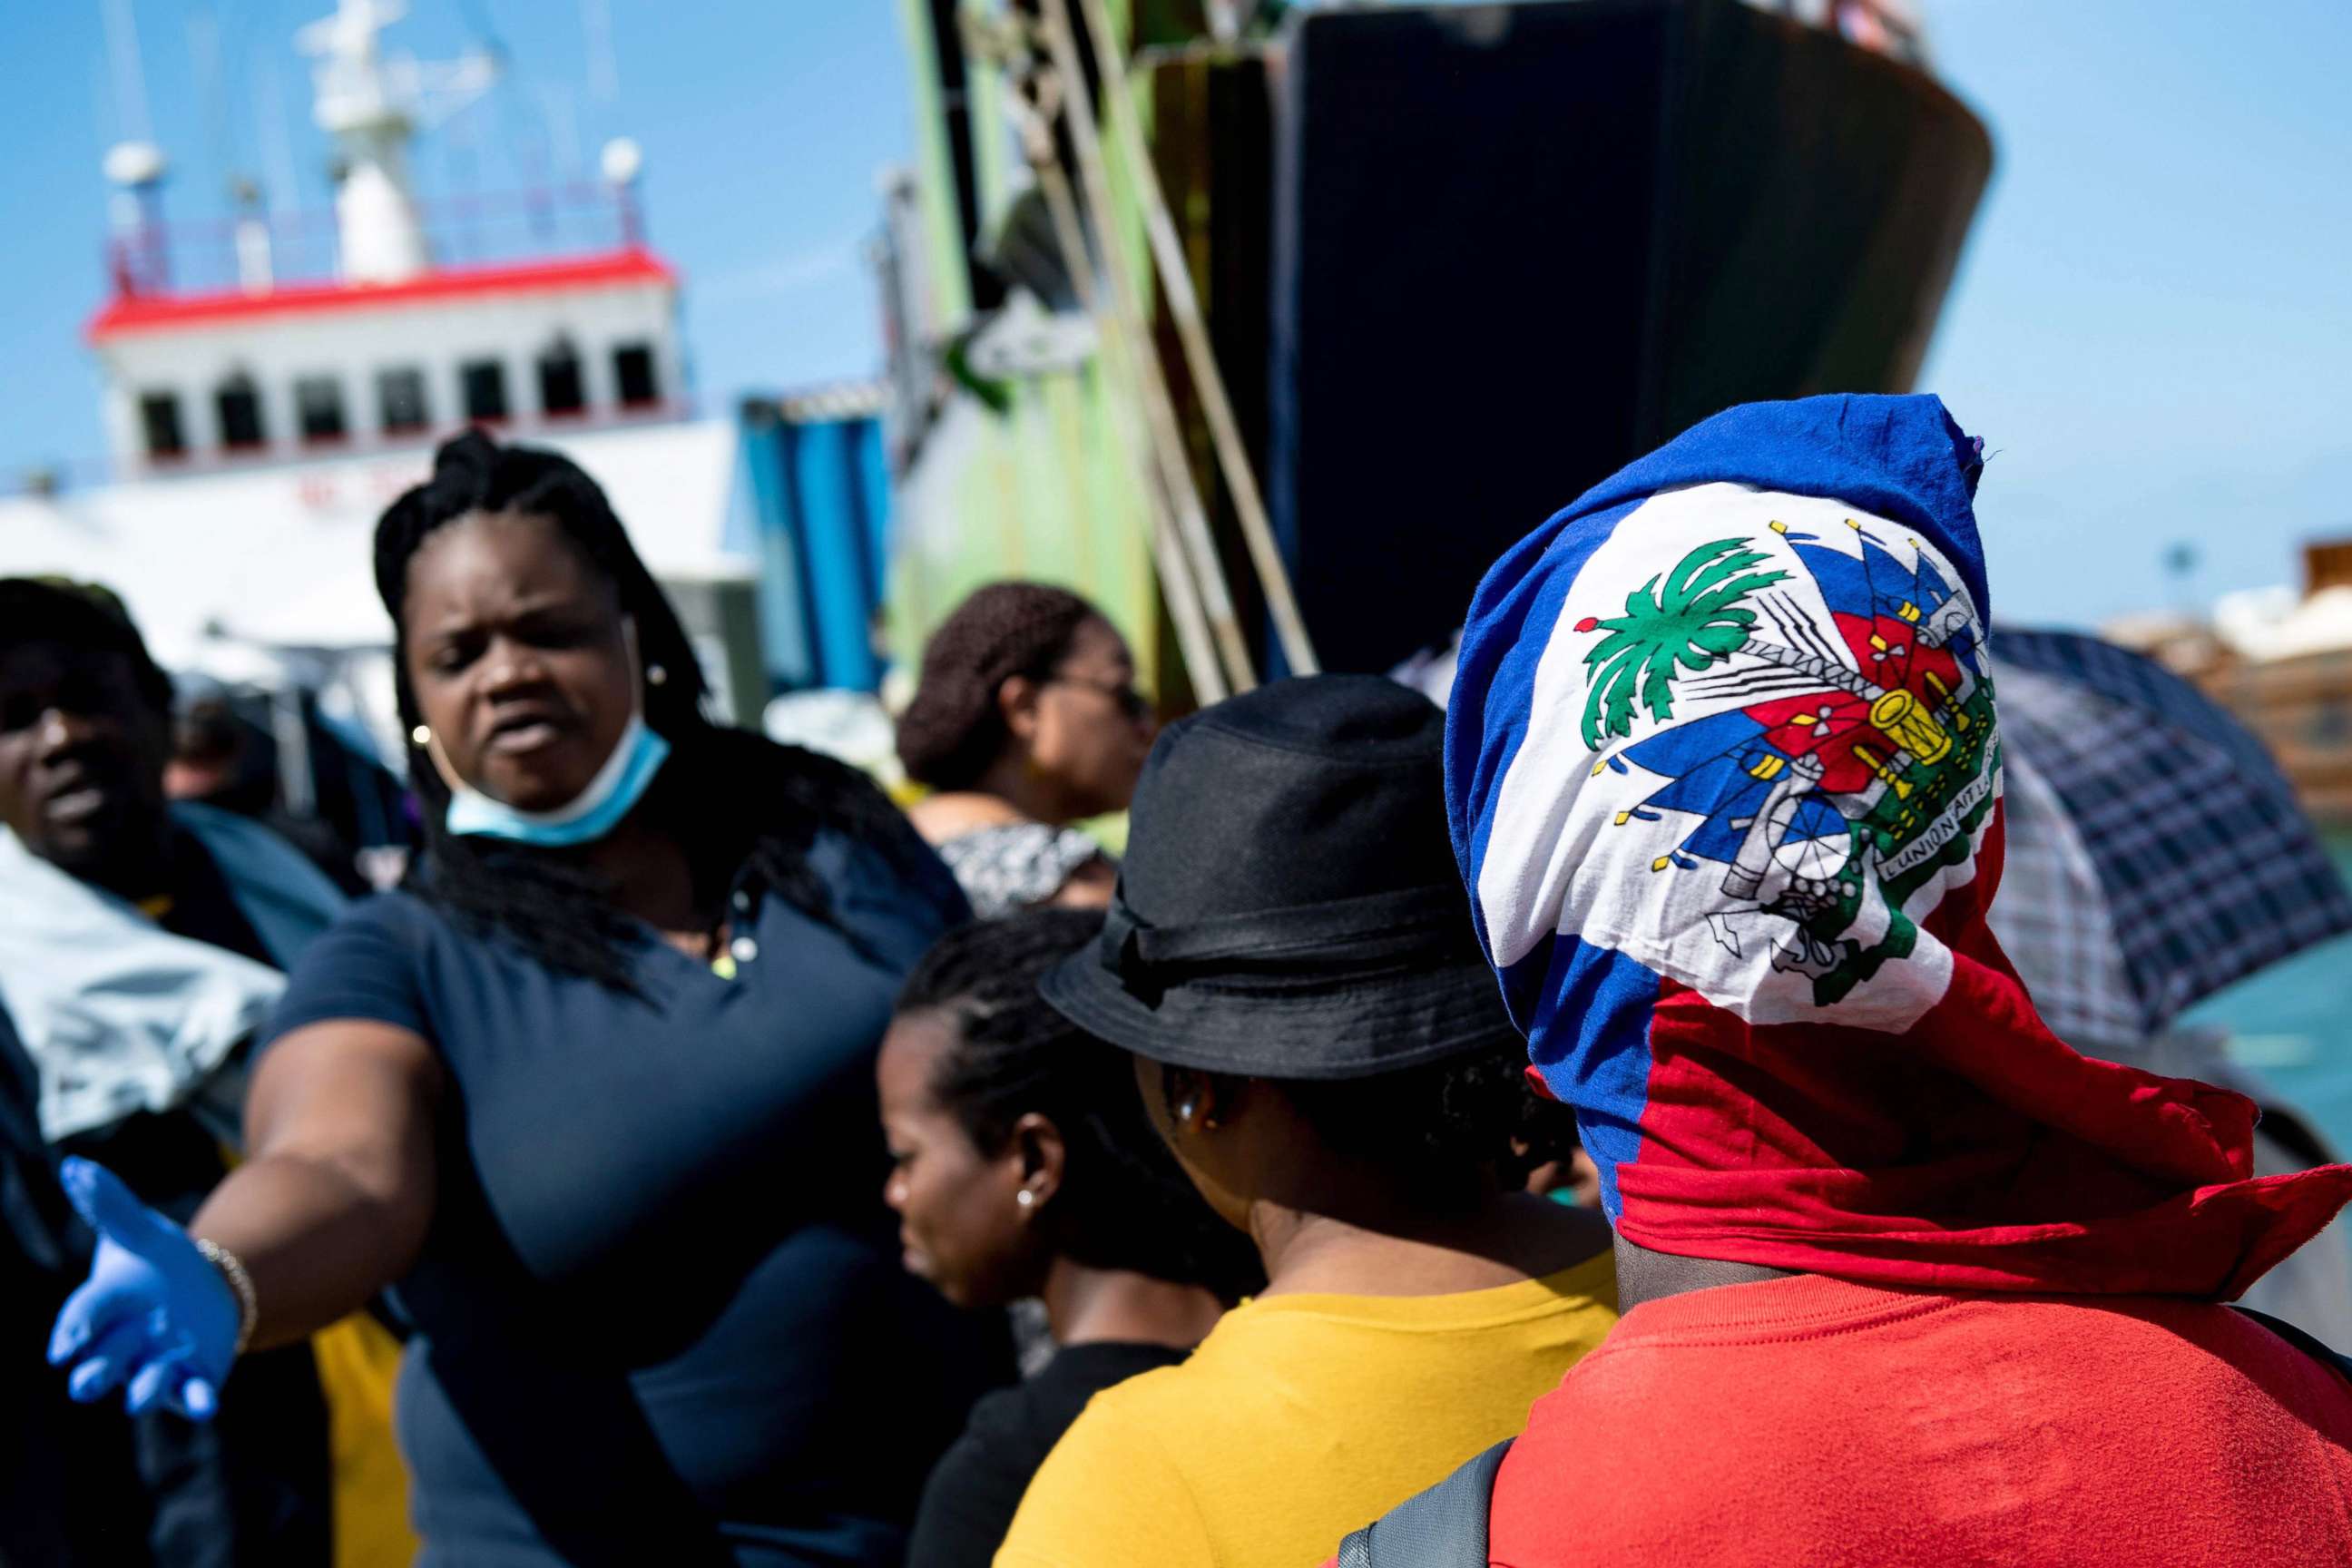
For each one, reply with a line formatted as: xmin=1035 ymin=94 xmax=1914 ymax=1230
xmin=1100 ymin=883 xmax=1474 ymax=998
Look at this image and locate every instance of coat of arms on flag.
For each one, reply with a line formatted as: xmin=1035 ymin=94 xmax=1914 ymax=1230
xmin=1575 ymin=500 xmax=1997 ymax=1006
xmin=1471 ymin=479 xmax=2000 ymax=1034
xmin=1446 ymin=396 xmax=2352 ymax=1293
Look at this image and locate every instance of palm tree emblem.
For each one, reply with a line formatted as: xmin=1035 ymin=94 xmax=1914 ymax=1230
xmin=1577 ymin=538 xmax=1789 ymax=749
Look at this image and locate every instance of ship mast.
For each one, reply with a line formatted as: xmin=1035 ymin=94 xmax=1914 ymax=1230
xmin=298 ymin=0 xmax=495 ymax=284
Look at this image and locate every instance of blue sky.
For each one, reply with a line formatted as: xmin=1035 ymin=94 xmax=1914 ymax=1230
xmin=1 ymin=0 xmax=2345 ymax=628
xmin=1919 ymin=0 xmax=2352 ymax=626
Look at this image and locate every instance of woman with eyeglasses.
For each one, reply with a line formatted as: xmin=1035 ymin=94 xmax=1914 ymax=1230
xmin=897 ymin=583 xmax=1155 ymax=918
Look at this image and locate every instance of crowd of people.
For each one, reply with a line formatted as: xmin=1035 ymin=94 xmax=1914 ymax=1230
xmin=10 ymin=394 xmax=2352 ymax=1567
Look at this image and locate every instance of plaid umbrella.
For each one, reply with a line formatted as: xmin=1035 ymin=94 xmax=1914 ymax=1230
xmin=1989 ymin=626 xmax=2352 ymax=1049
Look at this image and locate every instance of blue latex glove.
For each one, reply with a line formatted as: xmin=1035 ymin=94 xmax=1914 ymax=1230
xmin=45 ymin=1156 xmax=239 ymax=1421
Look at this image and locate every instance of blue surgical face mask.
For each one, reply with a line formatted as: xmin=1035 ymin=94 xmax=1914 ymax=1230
xmin=435 ymin=618 xmax=674 ymax=848
xmin=443 ymin=711 xmax=671 ymax=847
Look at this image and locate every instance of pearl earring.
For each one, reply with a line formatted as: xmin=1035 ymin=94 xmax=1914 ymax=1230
xmin=646 ymin=663 xmax=668 ymax=687
xmin=411 ymin=725 xmax=432 ymax=747
xmin=1015 ymin=1189 xmax=1035 ymax=1210
xmin=1177 ymin=1100 xmax=1198 ymax=1122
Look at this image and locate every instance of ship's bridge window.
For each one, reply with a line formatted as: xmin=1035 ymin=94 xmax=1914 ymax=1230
xmin=461 ymin=359 xmax=510 ymax=424
xmin=295 ymin=376 xmax=348 ymax=445
xmin=612 ymin=343 xmax=660 ymax=408
xmin=378 ymin=367 xmax=430 ymax=434
xmin=538 ymin=340 xmax=586 ymax=417
xmin=215 ymin=373 xmax=266 ymax=451
xmin=138 ymin=392 xmax=185 ymax=460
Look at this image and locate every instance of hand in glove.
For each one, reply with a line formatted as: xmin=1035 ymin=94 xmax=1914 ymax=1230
xmin=46 ymin=1156 xmax=241 ymax=1420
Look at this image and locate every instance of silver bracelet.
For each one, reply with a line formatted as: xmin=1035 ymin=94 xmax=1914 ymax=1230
xmin=192 ymin=1237 xmax=258 ymax=1357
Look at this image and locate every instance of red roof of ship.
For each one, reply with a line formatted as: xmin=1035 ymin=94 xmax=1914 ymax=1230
xmin=86 ymin=248 xmax=677 ymax=342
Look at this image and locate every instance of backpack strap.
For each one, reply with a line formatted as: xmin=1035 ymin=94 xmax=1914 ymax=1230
xmin=1336 ymin=1438 xmax=1514 ymax=1568
xmin=2232 ymin=1305 xmax=2352 ymax=1385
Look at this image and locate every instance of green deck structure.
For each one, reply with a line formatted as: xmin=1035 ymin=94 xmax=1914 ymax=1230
xmin=886 ymin=0 xmax=1171 ymax=695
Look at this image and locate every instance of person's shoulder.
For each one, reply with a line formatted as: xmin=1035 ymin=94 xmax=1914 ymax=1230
xmin=174 ymin=801 xmax=346 ymax=909
xmin=957 ymin=1378 xmax=1041 ymax=1447
xmin=265 ymin=889 xmax=451 ymax=1047
xmin=1005 ymin=1353 xmax=1221 ymax=1498
xmin=997 ymin=1343 xmax=1189 ymax=1440
xmin=2034 ymin=1293 xmax=2352 ymax=1406
xmin=906 ymin=1411 xmax=1034 ymax=1568
xmin=907 ymin=791 xmax=1028 ymax=843
xmin=318 ymin=887 xmax=444 ymax=945
xmin=995 ymin=1367 xmax=1216 ymax=1567
xmin=172 ymin=799 xmax=305 ymax=862
xmin=918 ymin=1379 xmax=1071 ymax=1514
xmin=1054 ymin=1348 xmax=1203 ymax=1426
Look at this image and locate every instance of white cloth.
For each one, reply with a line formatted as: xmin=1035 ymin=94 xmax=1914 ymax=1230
xmin=0 ymin=805 xmax=342 ymax=1142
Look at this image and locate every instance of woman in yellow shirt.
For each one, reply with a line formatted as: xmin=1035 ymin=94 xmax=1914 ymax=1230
xmin=1004 ymin=674 xmax=1617 ymax=1568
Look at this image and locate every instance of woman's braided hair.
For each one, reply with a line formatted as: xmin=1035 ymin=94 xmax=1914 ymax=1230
xmin=897 ymin=908 xmax=1263 ymax=1300
xmin=894 ymin=582 xmax=1099 ymax=790
xmin=377 ymin=430 xmax=952 ymax=993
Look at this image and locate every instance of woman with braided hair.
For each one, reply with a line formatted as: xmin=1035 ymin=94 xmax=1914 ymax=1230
xmin=877 ymin=907 xmax=1260 ymax=1568
xmin=897 ymin=583 xmax=1154 ymax=916
xmin=47 ymin=430 xmax=1012 ymax=1565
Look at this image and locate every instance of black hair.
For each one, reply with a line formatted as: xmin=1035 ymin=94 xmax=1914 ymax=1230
xmin=1210 ymin=1044 xmax=1575 ymax=1213
xmin=897 ymin=907 xmax=1263 ymax=1300
xmin=0 ymin=578 xmax=174 ymax=715
xmin=377 ymin=430 xmax=951 ymax=992
xmin=895 ymin=581 xmax=1101 ymax=790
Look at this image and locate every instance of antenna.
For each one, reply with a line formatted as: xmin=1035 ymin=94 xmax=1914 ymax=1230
xmin=535 ymin=84 xmax=582 ymax=180
xmin=233 ymin=178 xmax=275 ymax=295
xmin=98 ymin=0 xmax=165 ymax=298
xmin=581 ymin=0 xmax=620 ymax=106
xmin=99 ymin=0 xmax=152 ymax=144
xmin=103 ymin=141 xmax=170 ymax=296
xmin=256 ymin=51 xmax=302 ymax=221
xmin=189 ymin=7 xmax=235 ymax=207
xmin=602 ymin=136 xmax=644 ymax=246
xmin=296 ymin=0 xmax=497 ymax=283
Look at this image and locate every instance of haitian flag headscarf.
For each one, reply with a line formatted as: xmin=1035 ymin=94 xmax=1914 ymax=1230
xmin=1446 ymin=393 xmax=2352 ymax=1296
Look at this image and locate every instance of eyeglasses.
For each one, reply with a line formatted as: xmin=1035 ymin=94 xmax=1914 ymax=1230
xmin=1046 ymin=673 xmax=1153 ymax=723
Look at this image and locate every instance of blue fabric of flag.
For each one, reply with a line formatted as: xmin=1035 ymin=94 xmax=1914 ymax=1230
xmin=1442 ymin=395 xmax=2352 ymax=1297
xmin=1445 ymin=394 xmax=1987 ymax=1218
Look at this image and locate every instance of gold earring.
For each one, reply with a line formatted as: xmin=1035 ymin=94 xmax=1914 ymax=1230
xmin=411 ymin=725 xmax=432 ymax=747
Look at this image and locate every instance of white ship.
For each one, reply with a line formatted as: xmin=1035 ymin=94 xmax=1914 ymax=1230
xmin=0 ymin=0 xmax=761 ymax=753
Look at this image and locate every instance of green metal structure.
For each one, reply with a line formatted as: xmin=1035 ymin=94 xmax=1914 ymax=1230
xmin=884 ymin=0 xmax=1170 ymax=693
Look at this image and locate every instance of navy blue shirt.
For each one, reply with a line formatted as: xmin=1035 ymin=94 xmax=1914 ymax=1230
xmin=267 ymin=835 xmax=1010 ymax=1566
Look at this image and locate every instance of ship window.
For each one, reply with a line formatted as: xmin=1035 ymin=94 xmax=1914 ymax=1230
xmin=295 ymin=377 xmax=348 ymax=444
xmin=612 ymin=344 xmax=659 ymax=407
xmin=461 ymin=359 xmax=510 ymax=423
xmin=215 ymin=375 xmax=266 ymax=450
xmin=139 ymin=393 xmax=185 ymax=459
xmin=538 ymin=341 xmax=585 ymax=416
xmin=378 ymin=367 xmax=430 ymax=434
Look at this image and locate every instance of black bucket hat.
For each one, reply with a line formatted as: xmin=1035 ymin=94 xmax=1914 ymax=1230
xmin=1040 ymin=674 xmax=1516 ymax=1080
